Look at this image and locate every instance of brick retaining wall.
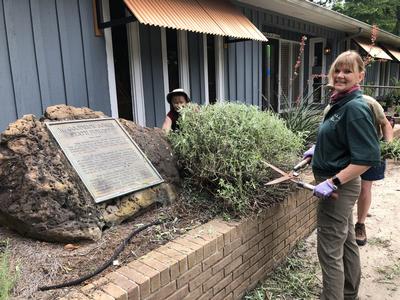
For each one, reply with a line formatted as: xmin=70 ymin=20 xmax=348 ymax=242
xmin=61 ymin=188 xmax=316 ymax=300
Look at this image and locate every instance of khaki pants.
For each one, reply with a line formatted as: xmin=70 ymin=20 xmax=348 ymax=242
xmin=315 ymin=176 xmax=361 ymax=300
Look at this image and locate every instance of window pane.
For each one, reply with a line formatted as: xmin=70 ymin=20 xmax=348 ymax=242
xmin=166 ymin=29 xmax=180 ymax=91
xmin=280 ymin=41 xmax=290 ymax=110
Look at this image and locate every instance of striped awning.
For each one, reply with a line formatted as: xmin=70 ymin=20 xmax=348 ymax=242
xmin=354 ymin=38 xmax=392 ymax=60
xmin=123 ymin=0 xmax=267 ymax=42
xmin=382 ymin=45 xmax=400 ymax=62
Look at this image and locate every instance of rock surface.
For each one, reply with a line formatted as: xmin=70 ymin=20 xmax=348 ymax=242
xmin=0 ymin=105 xmax=180 ymax=242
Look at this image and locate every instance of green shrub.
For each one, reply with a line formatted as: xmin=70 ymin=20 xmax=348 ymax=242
xmin=169 ymin=103 xmax=304 ymax=214
xmin=279 ymin=94 xmax=323 ymax=145
xmin=381 ymin=140 xmax=400 ymax=160
xmin=0 ymin=240 xmax=18 ymax=300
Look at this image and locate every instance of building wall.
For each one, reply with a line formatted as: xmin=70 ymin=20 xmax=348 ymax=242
xmin=224 ymin=2 xmax=346 ymax=105
xmin=139 ymin=25 xmax=166 ymax=128
xmin=0 ymin=0 xmax=110 ymax=131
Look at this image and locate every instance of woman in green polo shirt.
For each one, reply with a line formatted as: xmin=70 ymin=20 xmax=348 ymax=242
xmin=303 ymin=51 xmax=380 ymax=300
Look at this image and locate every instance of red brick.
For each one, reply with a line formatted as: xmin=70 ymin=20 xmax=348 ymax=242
xmin=264 ymin=222 xmax=278 ymax=236
xmin=243 ymin=261 xmax=259 ymax=280
xmin=223 ymin=238 xmax=241 ymax=256
xmin=182 ymin=286 xmax=202 ymax=300
xmin=101 ymin=282 xmax=127 ymax=300
xmin=250 ymin=248 xmax=265 ymax=266
xmin=116 ymin=266 xmax=150 ymax=298
xmin=250 ymin=265 xmax=266 ymax=284
xmin=259 ymin=233 xmax=273 ymax=250
xmin=144 ymin=280 xmax=177 ymax=300
xmin=81 ymin=283 xmax=96 ymax=295
xmin=242 ymin=226 xmax=258 ymax=243
xmin=155 ymin=247 xmax=188 ymax=274
xmin=232 ymin=260 xmax=250 ymax=280
xmin=203 ymin=270 xmax=224 ymax=291
xmin=147 ymin=251 xmax=180 ymax=280
xmin=226 ymin=274 xmax=244 ymax=294
xmin=233 ymin=278 xmax=250 ymax=299
xmin=206 ymin=220 xmax=234 ymax=245
xmin=188 ymin=267 xmax=212 ymax=291
xmin=165 ymin=284 xmax=189 ymax=300
xmin=91 ymin=290 xmax=115 ymax=300
xmin=105 ymin=272 xmax=139 ymax=300
xmin=177 ymin=264 xmax=202 ymax=288
xmin=272 ymin=208 xmax=285 ymax=222
xmin=248 ymin=231 xmax=264 ymax=249
xmin=211 ymin=254 xmax=232 ymax=274
xmin=211 ymin=287 xmax=226 ymax=300
xmin=272 ymin=224 xmax=286 ymax=240
xmin=173 ymin=237 xmax=204 ymax=265
xmin=202 ymin=250 xmax=224 ymax=271
xmin=223 ymin=292 xmax=234 ymax=300
xmin=213 ymin=273 xmax=232 ymax=294
xmin=272 ymin=240 xmax=285 ymax=256
xmin=127 ymin=261 xmax=160 ymax=292
xmin=198 ymin=288 xmax=213 ymax=300
xmin=231 ymin=242 xmax=248 ymax=260
xmin=224 ymin=256 xmax=242 ymax=275
xmin=258 ymin=217 xmax=273 ymax=232
xmin=202 ymin=238 xmax=217 ymax=259
xmin=139 ymin=257 xmax=170 ymax=287
xmin=242 ymin=244 xmax=258 ymax=262
xmin=168 ymin=241 xmax=197 ymax=269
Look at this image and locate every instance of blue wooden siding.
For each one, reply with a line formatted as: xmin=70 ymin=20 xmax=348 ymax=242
xmin=188 ymin=32 xmax=206 ymax=105
xmin=224 ymin=6 xmax=262 ymax=105
xmin=139 ymin=25 xmax=165 ymax=128
xmin=0 ymin=0 xmax=110 ymax=131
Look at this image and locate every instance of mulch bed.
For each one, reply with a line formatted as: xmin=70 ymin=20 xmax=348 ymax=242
xmin=3 ymin=201 xmax=217 ymax=300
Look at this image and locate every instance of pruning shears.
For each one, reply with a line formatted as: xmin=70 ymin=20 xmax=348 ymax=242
xmin=263 ymin=157 xmax=315 ymax=191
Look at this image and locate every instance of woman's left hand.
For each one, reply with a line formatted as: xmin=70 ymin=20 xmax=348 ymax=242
xmin=314 ymin=180 xmax=337 ymax=199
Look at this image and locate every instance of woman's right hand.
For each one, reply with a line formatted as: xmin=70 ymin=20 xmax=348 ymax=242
xmin=303 ymin=145 xmax=315 ymax=159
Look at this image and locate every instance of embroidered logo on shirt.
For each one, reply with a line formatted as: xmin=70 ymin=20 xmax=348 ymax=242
xmin=329 ymin=114 xmax=341 ymax=123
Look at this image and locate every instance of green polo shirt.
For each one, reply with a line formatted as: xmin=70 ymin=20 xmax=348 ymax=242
xmin=312 ymin=90 xmax=380 ymax=177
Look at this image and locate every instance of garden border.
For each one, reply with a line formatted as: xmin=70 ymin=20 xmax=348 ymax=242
xmin=61 ymin=188 xmax=317 ymax=300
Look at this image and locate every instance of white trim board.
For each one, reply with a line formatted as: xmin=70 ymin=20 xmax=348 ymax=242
xmin=178 ymin=30 xmax=190 ymax=94
xmin=127 ymin=21 xmax=146 ymax=126
xmin=102 ymin=0 xmax=118 ymax=118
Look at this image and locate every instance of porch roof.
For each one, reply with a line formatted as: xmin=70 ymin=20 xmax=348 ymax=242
xmin=354 ymin=38 xmax=393 ymax=61
xmin=383 ymin=45 xmax=400 ymax=62
xmin=123 ymin=0 xmax=267 ymax=42
xmin=238 ymin=0 xmax=400 ymax=48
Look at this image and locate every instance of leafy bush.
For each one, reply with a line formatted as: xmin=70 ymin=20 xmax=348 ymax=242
xmin=168 ymin=103 xmax=304 ymax=214
xmin=381 ymin=140 xmax=400 ymax=160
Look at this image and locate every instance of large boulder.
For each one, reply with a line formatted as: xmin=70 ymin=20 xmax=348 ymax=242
xmin=0 ymin=105 xmax=180 ymax=242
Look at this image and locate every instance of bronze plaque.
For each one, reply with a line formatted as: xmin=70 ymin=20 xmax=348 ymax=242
xmin=46 ymin=118 xmax=164 ymax=203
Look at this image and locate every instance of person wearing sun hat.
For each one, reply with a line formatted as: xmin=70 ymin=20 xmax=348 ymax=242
xmin=162 ymin=88 xmax=190 ymax=133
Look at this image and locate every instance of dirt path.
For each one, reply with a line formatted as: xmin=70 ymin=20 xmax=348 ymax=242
xmin=304 ymin=160 xmax=400 ymax=299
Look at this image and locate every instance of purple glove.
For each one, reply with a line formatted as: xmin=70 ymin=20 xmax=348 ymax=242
xmin=303 ymin=145 xmax=315 ymax=159
xmin=313 ymin=180 xmax=337 ymax=199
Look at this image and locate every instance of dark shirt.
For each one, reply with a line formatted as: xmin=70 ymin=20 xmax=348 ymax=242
xmin=167 ymin=110 xmax=181 ymax=131
xmin=312 ymin=90 xmax=381 ymax=177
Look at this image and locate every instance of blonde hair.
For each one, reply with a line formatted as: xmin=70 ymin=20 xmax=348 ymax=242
xmin=327 ymin=51 xmax=365 ymax=86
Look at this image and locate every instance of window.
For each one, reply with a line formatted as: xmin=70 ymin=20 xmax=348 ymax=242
xmin=279 ymin=40 xmax=304 ymax=111
xmin=166 ymin=29 xmax=180 ymax=91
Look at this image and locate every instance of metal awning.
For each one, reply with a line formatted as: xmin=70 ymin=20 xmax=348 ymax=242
xmin=123 ymin=0 xmax=267 ymax=42
xmin=354 ymin=38 xmax=392 ymax=60
xmin=382 ymin=45 xmax=400 ymax=62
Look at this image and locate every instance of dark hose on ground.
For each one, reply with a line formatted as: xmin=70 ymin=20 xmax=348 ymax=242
xmin=38 ymin=219 xmax=162 ymax=291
